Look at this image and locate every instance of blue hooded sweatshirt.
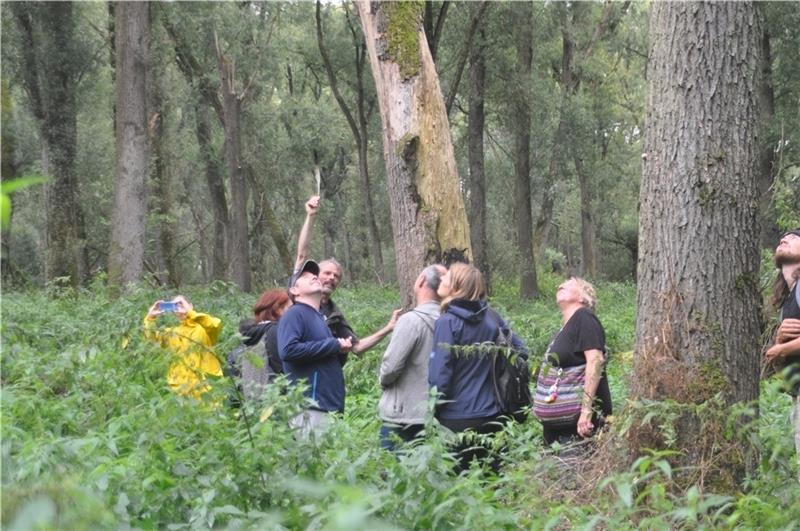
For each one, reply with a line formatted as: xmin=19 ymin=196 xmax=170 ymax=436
xmin=428 ymin=299 xmax=528 ymax=420
xmin=278 ymin=302 xmax=345 ymax=413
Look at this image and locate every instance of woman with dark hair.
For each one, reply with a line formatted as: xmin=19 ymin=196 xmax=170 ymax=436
xmin=230 ymin=289 xmax=292 ymax=400
xmin=428 ymin=263 xmax=528 ymax=473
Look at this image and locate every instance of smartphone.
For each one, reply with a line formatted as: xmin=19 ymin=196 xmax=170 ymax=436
xmin=159 ymin=301 xmax=179 ymax=313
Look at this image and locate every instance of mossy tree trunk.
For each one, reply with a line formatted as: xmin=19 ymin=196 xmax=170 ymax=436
xmin=634 ymin=1 xmax=764 ymax=485
xmin=356 ymin=0 xmax=472 ymax=306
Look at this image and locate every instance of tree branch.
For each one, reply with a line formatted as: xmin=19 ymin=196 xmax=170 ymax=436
xmin=579 ymin=0 xmax=632 ymax=67
xmin=445 ymin=1 xmax=489 ymax=118
xmin=428 ymin=1 xmax=450 ymax=61
xmin=315 ymin=0 xmax=362 ymax=145
xmin=161 ymin=12 xmax=224 ymax=122
xmin=240 ymin=4 xmax=281 ymax=103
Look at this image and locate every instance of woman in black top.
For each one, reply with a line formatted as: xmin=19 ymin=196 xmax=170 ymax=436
xmin=543 ymin=277 xmax=612 ymax=445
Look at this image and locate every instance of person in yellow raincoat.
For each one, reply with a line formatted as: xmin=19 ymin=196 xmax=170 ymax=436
xmin=144 ymin=295 xmax=223 ymax=399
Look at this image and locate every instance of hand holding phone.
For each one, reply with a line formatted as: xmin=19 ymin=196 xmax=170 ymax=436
xmin=159 ymin=301 xmax=179 ymax=313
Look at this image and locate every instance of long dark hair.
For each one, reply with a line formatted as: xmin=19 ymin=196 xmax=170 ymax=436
xmin=770 ymin=269 xmax=800 ymax=311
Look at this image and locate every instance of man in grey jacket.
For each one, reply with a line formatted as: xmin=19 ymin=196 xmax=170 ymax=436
xmin=378 ymin=264 xmax=447 ymax=450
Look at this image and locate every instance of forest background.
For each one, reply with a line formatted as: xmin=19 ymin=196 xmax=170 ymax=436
xmin=2 ymin=1 xmax=800 ymax=529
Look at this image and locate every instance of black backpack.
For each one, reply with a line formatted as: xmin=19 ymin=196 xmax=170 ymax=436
xmin=489 ymin=312 xmax=533 ymax=422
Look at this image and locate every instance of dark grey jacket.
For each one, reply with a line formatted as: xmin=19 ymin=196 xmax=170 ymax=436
xmin=378 ymin=301 xmax=440 ymax=424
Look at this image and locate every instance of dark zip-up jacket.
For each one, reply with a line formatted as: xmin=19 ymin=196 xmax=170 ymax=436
xmin=278 ymin=302 xmax=345 ymax=412
xmin=429 ymin=299 xmax=528 ymax=420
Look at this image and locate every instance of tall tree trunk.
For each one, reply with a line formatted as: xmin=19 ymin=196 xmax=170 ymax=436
xmin=109 ymin=2 xmax=150 ymax=291
xmin=574 ymin=154 xmax=596 ymax=278
xmin=149 ymin=74 xmax=179 ymax=286
xmin=468 ymin=27 xmax=489 ymax=287
xmin=532 ymin=98 xmax=566 ymax=261
xmin=356 ymin=0 xmax=472 ymax=306
xmin=215 ymin=33 xmax=251 ymax=292
xmin=356 ymin=137 xmax=385 ymax=281
xmin=634 ymin=1 xmax=763 ymax=485
xmin=12 ymin=3 xmax=89 ymax=286
xmin=512 ymin=2 xmax=538 ymax=298
xmin=194 ymin=103 xmax=228 ymax=281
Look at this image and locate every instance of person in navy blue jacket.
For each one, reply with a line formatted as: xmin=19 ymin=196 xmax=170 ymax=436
xmin=429 ymin=263 xmax=528 ymax=473
xmin=279 ymin=260 xmax=353 ymax=438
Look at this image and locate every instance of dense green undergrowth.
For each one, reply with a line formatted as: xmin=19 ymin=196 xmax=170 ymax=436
xmin=2 ymin=275 xmax=799 ymax=529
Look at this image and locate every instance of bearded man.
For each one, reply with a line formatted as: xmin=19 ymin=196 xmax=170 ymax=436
xmin=765 ymin=229 xmax=800 ymax=469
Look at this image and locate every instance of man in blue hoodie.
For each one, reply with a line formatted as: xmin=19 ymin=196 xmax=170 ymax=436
xmin=279 ymin=260 xmax=353 ymax=437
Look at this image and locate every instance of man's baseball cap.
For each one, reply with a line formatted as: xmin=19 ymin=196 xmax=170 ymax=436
xmin=287 ymin=259 xmax=320 ymax=289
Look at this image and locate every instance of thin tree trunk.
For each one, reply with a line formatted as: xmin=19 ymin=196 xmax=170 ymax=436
xmin=533 ymin=100 xmax=566 ymax=261
xmin=246 ymin=166 xmax=293 ymax=274
xmin=574 ymin=154 xmax=596 ymax=278
xmin=635 ymin=1 xmax=763 ymax=485
xmin=468 ymin=28 xmax=489 ymax=287
xmin=513 ymin=1 xmax=538 ymax=299
xmin=444 ymin=1 xmax=489 ymax=118
xmin=356 ymin=0 xmax=472 ymax=306
xmin=194 ymin=104 xmax=228 ymax=281
xmin=150 ymin=84 xmax=179 ymax=286
xmin=214 ymin=31 xmax=252 ymax=292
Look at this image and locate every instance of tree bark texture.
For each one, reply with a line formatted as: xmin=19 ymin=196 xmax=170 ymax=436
xmin=356 ymin=0 xmax=472 ymax=306
xmin=109 ymin=2 xmax=150 ymax=291
xmin=636 ymin=0 xmax=763 ymax=421
xmin=513 ymin=2 xmax=539 ymax=299
xmin=12 ymin=3 xmax=89 ymax=286
xmin=468 ymin=28 xmax=489 ymax=287
xmin=215 ymin=34 xmax=252 ymax=292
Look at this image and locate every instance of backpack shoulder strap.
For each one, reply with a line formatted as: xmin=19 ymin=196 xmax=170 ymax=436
xmin=410 ymin=309 xmax=436 ymax=334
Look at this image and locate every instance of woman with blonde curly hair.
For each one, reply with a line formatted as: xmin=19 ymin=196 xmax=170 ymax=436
xmin=537 ymin=277 xmax=611 ymax=446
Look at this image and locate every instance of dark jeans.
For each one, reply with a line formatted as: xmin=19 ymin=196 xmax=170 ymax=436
xmin=380 ymin=423 xmax=424 ymax=451
xmin=439 ymin=415 xmax=506 ymax=474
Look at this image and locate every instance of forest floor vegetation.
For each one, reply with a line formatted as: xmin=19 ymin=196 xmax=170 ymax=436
xmin=2 ymin=274 xmax=799 ymax=529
